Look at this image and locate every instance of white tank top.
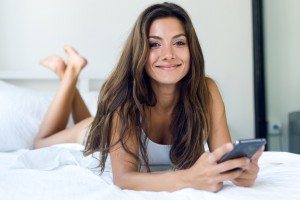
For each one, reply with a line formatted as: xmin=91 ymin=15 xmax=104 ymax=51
xmin=83 ymin=126 xmax=172 ymax=171
xmin=140 ymin=131 xmax=172 ymax=171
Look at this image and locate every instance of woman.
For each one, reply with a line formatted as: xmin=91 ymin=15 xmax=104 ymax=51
xmin=34 ymin=2 xmax=264 ymax=192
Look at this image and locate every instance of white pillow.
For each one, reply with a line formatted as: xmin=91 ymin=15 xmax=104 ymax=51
xmin=0 ymin=81 xmax=52 ymax=151
xmin=0 ymin=81 xmax=99 ymax=152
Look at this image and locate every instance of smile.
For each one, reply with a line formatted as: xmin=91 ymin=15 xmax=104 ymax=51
xmin=156 ymin=64 xmax=182 ymax=71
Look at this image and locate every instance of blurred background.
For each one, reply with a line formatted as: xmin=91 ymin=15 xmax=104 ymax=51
xmin=0 ymin=0 xmax=299 ymax=152
xmin=264 ymin=0 xmax=300 ymax=152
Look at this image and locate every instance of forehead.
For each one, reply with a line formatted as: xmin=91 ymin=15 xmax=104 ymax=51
xmin=148 ymin=17 xmax=185 ymax=37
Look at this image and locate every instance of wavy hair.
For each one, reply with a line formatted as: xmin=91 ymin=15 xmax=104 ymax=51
xmin=84 ymin=2 xmax=211 ymax=173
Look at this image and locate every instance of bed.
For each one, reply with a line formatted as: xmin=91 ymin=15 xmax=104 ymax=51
xmin=0 ymin=73 xmax=300 ymax=200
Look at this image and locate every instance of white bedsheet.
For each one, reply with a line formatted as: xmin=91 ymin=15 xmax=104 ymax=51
xmin=0 ymin=144 xmax=299 ymax=200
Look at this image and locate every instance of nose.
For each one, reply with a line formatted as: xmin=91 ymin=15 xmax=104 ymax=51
xmin=161 ymin=45 xmax=175 ymax=60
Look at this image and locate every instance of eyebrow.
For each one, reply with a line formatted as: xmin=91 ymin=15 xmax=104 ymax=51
xmin=148 ymin=33 xmax=186 ymax=40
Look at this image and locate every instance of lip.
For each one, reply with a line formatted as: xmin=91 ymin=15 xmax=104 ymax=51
xmin=156 ymin=63 xmax=182 ymax=70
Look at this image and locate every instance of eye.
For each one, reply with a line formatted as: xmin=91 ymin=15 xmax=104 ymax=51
xmin=149 ymin=41 xmax=161 ymax=48
xmin=174 ymin=40 xmax=186 ymax=46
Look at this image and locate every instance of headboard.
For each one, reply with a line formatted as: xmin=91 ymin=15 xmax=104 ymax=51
xmin=0 ymin=70 xmax=103 ymax=92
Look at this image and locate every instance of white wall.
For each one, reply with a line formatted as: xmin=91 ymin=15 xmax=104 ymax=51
xmin=264 ymin=0 xmax=300 ymax=151
xmin=0 ymin=0 xmax=254 ymax=141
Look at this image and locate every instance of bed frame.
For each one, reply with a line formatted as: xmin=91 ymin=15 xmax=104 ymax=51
xmin=0 ymin=70 xmax=102 ymax=92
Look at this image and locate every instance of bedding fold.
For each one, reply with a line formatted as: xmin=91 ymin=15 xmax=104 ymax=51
xmin=0 ymin=144 xmax=300 ymax=200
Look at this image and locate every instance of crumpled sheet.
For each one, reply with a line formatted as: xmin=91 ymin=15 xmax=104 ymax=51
xmin=0 ymin=144 xmax=299 ymax=200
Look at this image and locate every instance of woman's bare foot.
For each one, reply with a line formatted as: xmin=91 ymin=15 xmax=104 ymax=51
xmin=64 ymin=45 xmax=87 ymax=74
xmin=40 ymin=55 xmax=66 ymax=79
xmin=40 ymin=46 xmax=87 ymax=82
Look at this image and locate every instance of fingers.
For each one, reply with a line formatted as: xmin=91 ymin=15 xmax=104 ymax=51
xmin=251 ymin=146 xmax=265 ymax=164
xmin=232 ymin=165 xmax=258 ymax=187
xmin=209 ymin=143 xmax=234 ymax=163
xmin=231 ymin=161 xmax=259 ymax=187
xmin=236 ymin=171 xmax=257 ymax=181
xmin=216 ymin=168 xmax=243 ymax=182
xmin=209 ymin=182 xmax=223 ymax=193
xmin=241 ymin=162 xmax=259 ymax=177
xmin=232 ymin=178 xmax=255 ymax=187
xmin=215 ymin=162 xmax=258 ymax=183
xmin=216 ymin=157 xmax=250 ymax=173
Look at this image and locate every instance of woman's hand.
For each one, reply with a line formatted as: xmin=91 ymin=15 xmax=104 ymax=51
xmin=182 ymin=143 xmax=250 ymax=192
xmin=231 ymin=146 xmax=264 ymax=187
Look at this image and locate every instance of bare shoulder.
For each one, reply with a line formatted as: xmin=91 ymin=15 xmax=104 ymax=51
xmin=205 ymin=78 xmax=231 ymax=150
xmin=110 ymin=110 xmax=122 ymax=145
xmin=205 ymin=77 xmax=223 ymax=102
xmin=109 ymin=109 xmax=139 ymax=178
xmin=110 ymin=109 xmax=138 ymax=151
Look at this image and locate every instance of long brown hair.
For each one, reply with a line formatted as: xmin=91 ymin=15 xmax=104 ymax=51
xmin=84 ymin=2 xmax=211 ymax=173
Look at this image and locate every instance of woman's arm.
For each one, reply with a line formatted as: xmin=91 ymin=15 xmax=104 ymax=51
xmin=112 ymin=142 xmax=249 ymax=192
xmin=109 ymin=113 xmax=249 ymax=192
xmin=206 ymin=78 xmax=232 ymax=151
xmin=205 ymin=78 xmax=264 ymax=187
xmin=109 ymin=113 xmax=185 ymax=191
xmin=116 ymin=170 xmax=185 ymax=192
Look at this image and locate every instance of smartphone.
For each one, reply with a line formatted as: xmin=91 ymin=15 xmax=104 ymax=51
xmin=217 ymin=138 xmax=266 ymax=163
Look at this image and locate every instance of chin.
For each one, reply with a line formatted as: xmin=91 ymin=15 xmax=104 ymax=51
xmin=152 ymin=76 xmax=185 ymax=86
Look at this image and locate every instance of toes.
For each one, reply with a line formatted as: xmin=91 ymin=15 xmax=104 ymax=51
xmin=40 ymin=55 xmax=62 ymax=64
xmin=78 ymin=57 xmax=87 ymax=67
xmin=39 ymin=55 xmax=66 ymax=70
xmin=64 ymin=45 xmax=78 ymax=56
xmin=63 ymin=45 xmax=87 ymax=71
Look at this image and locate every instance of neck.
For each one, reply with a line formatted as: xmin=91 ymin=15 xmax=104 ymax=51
xmin=151 ymin=82 xmax=179 ymax=114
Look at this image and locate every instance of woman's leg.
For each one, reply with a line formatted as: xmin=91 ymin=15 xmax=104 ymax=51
xmin=72 ymin=89 xmax=92 ymax=122
xmin=34 ymin=46 xmax=90 ymax=148
xmin=66 ymin=46 xmax=92 ymax=123
xmin=34 ymin=117 xmax=93 ymax=149
xmin=39 ymin=47 xmax=91 ymax=123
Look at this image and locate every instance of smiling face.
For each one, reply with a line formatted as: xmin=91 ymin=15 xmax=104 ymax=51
xmin=145 ymin=17 xmax=190 ymax=87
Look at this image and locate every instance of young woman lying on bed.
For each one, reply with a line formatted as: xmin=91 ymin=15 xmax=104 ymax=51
xmin=34 ymin=2 xmax=264 ymax=192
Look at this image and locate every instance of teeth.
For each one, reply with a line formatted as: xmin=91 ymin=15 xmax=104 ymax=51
xmin=158 ymin=64 xmax=181 ymax=68
xmin=154 ymin=64 xmax=182 ymax=69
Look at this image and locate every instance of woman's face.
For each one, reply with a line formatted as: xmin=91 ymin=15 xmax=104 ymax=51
xmin=145 ymin=17 xmax=190 ymax=86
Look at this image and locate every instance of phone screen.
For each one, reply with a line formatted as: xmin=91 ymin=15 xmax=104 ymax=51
xmin=218 ymin=138 xmax=266 ymax=163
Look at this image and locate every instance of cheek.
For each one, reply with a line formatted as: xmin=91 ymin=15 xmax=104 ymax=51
xmin=182 ymin=50 xmax=191 ymax=75
xmin=146 ymin=51 xmax=159 ymax=72
xmin=184 ymin=49 xmax=190 ymax=63
xmin=146 ymin=56 xmax=152 ymax=74
xmin=147 ymin=51 xmax=158 ymax=65
xmin=180 ymin=49 xmax=190 ymax=68
xmin=174 ymin=48 xmax=190 ymax=63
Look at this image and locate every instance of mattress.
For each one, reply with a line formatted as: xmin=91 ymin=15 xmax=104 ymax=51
xmin=0 ymin=143 xmax=299 ymax=200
